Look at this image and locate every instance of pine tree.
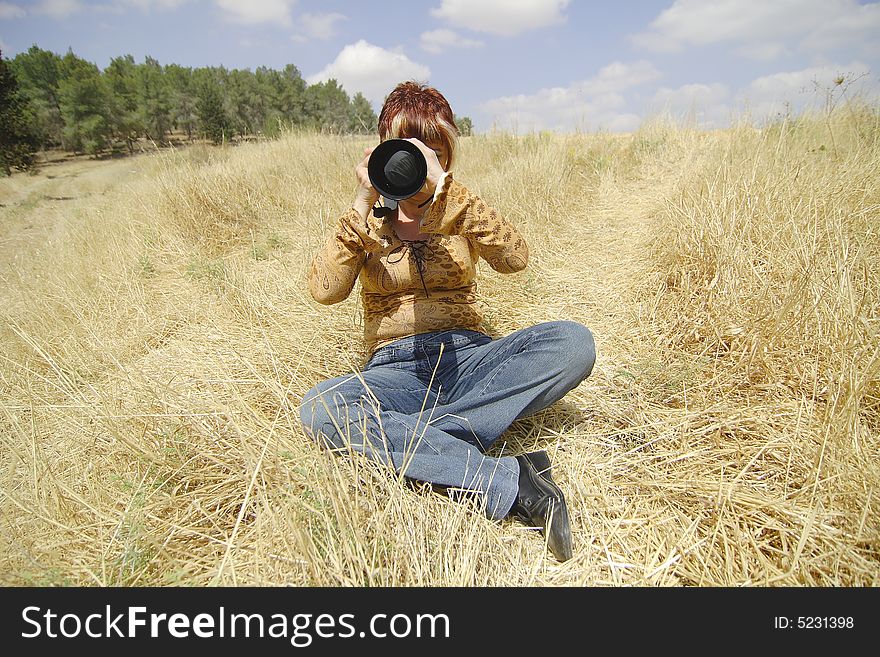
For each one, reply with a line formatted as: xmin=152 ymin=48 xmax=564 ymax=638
xmin=225 ymin=68 xmax=255 ymax=137
xmin=349 ymin=92 xmax=377 ymax=134
xmin=165 ymin=64 xmax=197 ymax=141
xmin=196 ymin=77 xmax=230 ymax=144
xmin=58 ymin=51 xmax=112 ymax=155
xmin=305 ymin=79 xmax=350 ymax=133
xmin=10 ymin=46 xmax=64 ymax=147
xmin=137 ymin=56 xmax=172 ymax=142
xmin=0 ymin=50 xmax=40 ymax=174
xmin=254 ymin=66 xmax=282 ymax=135
xmin=454 ymin=114 xmax=474 ymax=137
xmin=10 ymin=45 xmax=424 ymax=159
xmin=278 ymin=64 xmax=307 ymax=127
xmin=105 ymin=54 xmax=143 ymax=152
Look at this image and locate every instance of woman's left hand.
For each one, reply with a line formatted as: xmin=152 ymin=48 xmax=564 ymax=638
xmin=405 ymin=138 xmax=446 ymax=197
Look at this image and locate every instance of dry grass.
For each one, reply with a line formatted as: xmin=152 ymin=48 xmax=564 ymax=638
xmin=1 ymin=105 xmax=878 ymax=586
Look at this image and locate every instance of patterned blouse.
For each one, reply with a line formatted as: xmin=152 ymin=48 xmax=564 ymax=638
xmin=307 ymin=172 xmax=529 ymax=357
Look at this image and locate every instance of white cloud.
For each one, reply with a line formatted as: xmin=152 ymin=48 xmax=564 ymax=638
xmin=738 ymin=61 xmax=877 ymax=119
xmin=642 ymin=64 xmax=878 ymax=130
xmin=735 ymin=42 xmax=786 ymax=62
xmin=33 ymin=0 xmax=84 ymax=18
xmin=215 ymin=0 xmax=296 ymax=27
xmin=586 ymin=60 xmax=663 ymax=95
xmin=306 ymin=40 xmax=431 ymax=107
xmin=8 ymin=0 xmax=188 ymax=18
xmin=632 ymin=0 xmax=880 ymax=58
xmin=291 ymin=11 xmax=346 ymax=42
xmin=483 ymin=91 xmax=639 ymax=133
xmin=431 ymin=0 xmax=569 ymax=37
xmin=121 ymin=0 xmax=188 ymax=10
xmin=650 ymin=82 xmax=731 ymax=128
xmin=479 ymin=60 xmax=662 ymax=133
xmin=807 ymin=3 xmax=880 ymax=52
xmin=420 ymin=28 xmax=484 ymax=54
xmin=0 ymin=2 xmax=25 ymax=19
xmin=94 ymin=1 xmax=189 ymax=16
xmin=301 ymin=12 xmax=345 ymax=39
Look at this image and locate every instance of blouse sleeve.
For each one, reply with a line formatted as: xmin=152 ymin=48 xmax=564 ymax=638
xmin=306 ymin=207 xmax=384 ymax=305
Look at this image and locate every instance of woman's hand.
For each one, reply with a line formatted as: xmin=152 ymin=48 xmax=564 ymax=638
xmin=353 ymin=146 xmax=379 ymax=220
xmin=405 ymin=138 xmax=446 ymax=197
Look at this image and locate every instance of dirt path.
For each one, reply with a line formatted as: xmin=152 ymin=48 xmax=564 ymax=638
xmin=560 ymin=163 xmax=676 ymax=368
xmin=0 ymin=153 xmax=152 ymax=265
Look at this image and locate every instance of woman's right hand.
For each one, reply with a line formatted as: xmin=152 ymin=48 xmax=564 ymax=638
xmin=353 ymin=146 xmax=379 ymax=220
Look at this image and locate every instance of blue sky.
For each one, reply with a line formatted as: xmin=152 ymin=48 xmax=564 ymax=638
xmin=1 ymin=0 xmax=878 ymax=132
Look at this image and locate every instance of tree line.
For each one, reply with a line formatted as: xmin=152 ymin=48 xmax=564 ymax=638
xmin=1 ymin=45 xmax=475 ymax=175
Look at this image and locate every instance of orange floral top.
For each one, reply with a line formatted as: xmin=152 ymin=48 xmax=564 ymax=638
xmin=307 ymin=172 xmax=529 ymax=357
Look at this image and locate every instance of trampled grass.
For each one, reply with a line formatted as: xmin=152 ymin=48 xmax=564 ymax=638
xmin=1 ymin=105 xmax=878 ymax=586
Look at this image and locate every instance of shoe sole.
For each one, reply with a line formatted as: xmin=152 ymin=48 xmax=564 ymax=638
xmin=546 ymin=496 xmax=573 ymax=561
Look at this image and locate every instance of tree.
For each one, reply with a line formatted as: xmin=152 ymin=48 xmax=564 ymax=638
xmin=10 ymin=45 xmax=410 ymax=157
xmin=59 ymin=50 xmax=112 ymax=155
xmin=305 ymin=79 xmax=350 ymax=132
xmin=225 ymin=67 xmax=262 ymax=136
xmin=137 ymin=56 xmax=172 ymax=142
xmin=0 ymin=50 xmax=40 ymax=174
xmin=196 ymin=74 xmax=230 ymax=144
xmin=165 ymin=63 xmax=197 ymax=140
xmin=10 ymin=46 xmax=64 ymax=147
xmin=455 ymin=114 xmax=474 ymax=137
xmin=105 ymin=54 xmax=143 ymax=152
xmin=277 ymin=64 xmax=307 ymax=128
xmin=253 ymin=66 xmax=284 ymax=135
xmin=349 ymin=92 xmax=377 ymax=134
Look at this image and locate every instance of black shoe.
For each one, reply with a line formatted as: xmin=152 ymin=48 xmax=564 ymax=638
xmin=522 ymin=450 xmax=552 ymax=481
xmin=511 ymin=454 xmax=573 ymax=561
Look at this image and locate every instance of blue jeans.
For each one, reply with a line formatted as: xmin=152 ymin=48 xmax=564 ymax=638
xmin=299 ymin=321 xmax=596 ymax=520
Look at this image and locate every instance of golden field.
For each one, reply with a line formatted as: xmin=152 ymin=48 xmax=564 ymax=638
xmin=1 ymin=105 xmax=878 ymax=586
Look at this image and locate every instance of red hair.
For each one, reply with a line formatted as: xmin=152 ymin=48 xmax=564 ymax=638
xmin=378 ymin=81 xmax=459 ymax=169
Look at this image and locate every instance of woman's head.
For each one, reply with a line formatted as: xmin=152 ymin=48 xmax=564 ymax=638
xmin=378 ymin=81 xmax=459 ymax=170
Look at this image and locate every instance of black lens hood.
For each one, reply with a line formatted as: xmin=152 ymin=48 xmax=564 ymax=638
xmin=367 ymin=139 xmax=428 ymax=201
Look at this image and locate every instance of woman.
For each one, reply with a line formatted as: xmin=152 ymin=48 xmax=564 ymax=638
xmin=299 ymin=81 xmax=595 ymax=561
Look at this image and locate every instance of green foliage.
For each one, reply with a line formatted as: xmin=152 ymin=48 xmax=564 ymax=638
xmin=277 ymin=64 xmax=308 ymax=126
xmin=10 ymin=46 xmax=65 ymax=147
xmin=455 ymin=114 xmax=474 ymax=137
xmin=225 ymin=67 xmax=263 ymax=135
xmin=58 ymin=50 xmax=112 ymax=155
xmin=0 ymin=49 xmax=41 ymax=174
xmin=137 ymin=56 xmax=172 ymax=142
xmin=165 ymin=64 xmax=197 ymax=139
xmin=305 ymin=79 xmax=352 ymax=133
xmin=105 ymin=55 xmax=143 ymax=152
xmin=6 ymin=45 xmax=389 ymax=154
xmin=196 ymin=75 xmax=230 ymax=144
xmin=350 ymin=92 xmax=377 ymax=134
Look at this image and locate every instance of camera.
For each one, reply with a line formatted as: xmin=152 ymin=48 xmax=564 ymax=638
xmin=368 ymin=139 xmax=427 ymax=212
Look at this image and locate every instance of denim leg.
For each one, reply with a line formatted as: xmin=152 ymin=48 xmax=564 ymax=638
xmin=299 ymin=367 xmax=520 ymax=520
xmin=430 ymin=321 xmax=596 ymax=450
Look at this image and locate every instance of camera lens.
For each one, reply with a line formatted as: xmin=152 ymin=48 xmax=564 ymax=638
xmin=384 ymin=150 xmax=421 ymax=188
xmin=368 ymin=139 xmax=427 ymax=201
